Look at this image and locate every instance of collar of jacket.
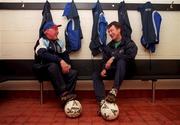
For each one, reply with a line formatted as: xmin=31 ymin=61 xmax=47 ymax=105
xmin=92 ymin=1 xmax=103 ymax=13
xmin=42 ymin=36 xmax=58 ymax=43
xmin=108 ymin=37 xmax=127 ymax=49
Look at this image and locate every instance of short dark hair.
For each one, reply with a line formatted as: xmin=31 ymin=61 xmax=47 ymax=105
xmin=107 ymin=21 xmax=121 ymax=29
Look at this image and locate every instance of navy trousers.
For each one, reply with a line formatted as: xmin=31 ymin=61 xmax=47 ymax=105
xmin=92 ymin=59 xmax=126 ymax=102
xmin=46 ymin=63 xmax=78 ymax=96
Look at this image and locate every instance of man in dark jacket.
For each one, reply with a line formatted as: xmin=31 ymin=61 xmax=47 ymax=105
xmin=92 ymin=21 xmax=137 ymax=115
xmin=35 ymin=21 xmax=77 ymax=104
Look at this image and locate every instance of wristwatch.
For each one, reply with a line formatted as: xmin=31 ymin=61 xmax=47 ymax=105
xmin=111 ymin=56 xmax=115 ymax=60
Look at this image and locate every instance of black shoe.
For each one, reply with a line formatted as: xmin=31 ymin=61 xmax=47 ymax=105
xmin=105 ymin=88 xmax=118 ymax=103
xmin=61 ymin=92 xmax=77 ymax=104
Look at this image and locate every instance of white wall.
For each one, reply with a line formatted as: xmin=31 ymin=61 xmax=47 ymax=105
xmin=0 ymin=9 xmax=180 ymax=59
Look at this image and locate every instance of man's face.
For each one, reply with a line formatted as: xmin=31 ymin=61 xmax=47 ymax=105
xmin=44 ymin=27 xmax=59 ymax=40
xmin=107 ymin=25 xmax=121 ymax=41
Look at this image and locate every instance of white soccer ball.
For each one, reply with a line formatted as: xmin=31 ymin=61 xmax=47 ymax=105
xmin=100 ymin=101 xmax=119 ymax=120
xmin=64 ymin=100 xmax=82 ymax=118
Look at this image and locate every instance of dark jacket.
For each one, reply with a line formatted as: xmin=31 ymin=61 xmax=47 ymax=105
xmin=35 ymin=37 xmax=70 ymax=65
xmin=89 ymin=1 xmax=107 ymax=56
xmin=39 ymin=1 xmax=53 ymax=38
xmin=138 ymin=2 xmax=162 ymax=53
xmin=118 ymin=1 xmax=132 ymax=39
xmin=63 ymin=0 xmax=83 ymax=52
xmin=102 ymin=38 xmax=138 ymax=69
xmin=34 ymin=1 xmax=56 ymax=64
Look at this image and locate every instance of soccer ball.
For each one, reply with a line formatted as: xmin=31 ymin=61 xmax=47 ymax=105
xmin=64 ymin=100 xmax=82 ymax=118
xmin=100 ymin=101 xmax=119 ymax=120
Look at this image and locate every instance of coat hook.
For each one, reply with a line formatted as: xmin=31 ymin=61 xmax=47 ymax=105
xmin=21 ymin=0 xmax=24 ymax=8
xmin=170 ymin=1 xmax=174 ymax=9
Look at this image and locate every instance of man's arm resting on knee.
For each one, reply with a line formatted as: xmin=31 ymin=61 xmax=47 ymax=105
xmin=112 ymin=40 xmax=138 ymax=61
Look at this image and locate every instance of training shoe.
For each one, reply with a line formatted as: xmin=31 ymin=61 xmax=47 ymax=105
xmin=61 ymin=91 xmax=77 ymax=104
xmin=105 ymin=88 xmax=118 ymax=103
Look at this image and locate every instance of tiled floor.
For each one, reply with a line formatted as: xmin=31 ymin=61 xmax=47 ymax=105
xmin=0 ymin=97 xmax=180 ymax=125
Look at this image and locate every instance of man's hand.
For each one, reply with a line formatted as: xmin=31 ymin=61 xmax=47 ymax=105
xmin=105 ymin=57 xmax=114 ymax=70
xmin=60 ymin=60 xmax=71 ymax=74
xmin=101 ymin=69 xmax=107 ymax=77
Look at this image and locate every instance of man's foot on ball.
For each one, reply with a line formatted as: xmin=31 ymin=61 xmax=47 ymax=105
xmin=105 ymin=88 xmax=118 ymax=103
xmin=61 ymin=91 xmax=77 ymax=104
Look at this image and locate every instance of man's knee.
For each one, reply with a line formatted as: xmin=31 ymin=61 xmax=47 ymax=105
xmin=116 ymin=59 xmax=126 ymax=67
xmin=47 ymin=63 xmax=59 ymax=73
xmin=92 ymin=71 xmax=100 ymax=80
xmin=69 ymin=69 xmax=78 ymax=78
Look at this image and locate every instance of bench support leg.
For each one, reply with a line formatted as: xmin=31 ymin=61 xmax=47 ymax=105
xmin=152 ymin=80 xmax=156 ymax=103
xmin=40 ymin=81 xmax=44 ymax=104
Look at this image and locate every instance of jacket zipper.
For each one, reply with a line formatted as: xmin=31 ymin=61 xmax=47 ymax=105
xmin=52 ymin=42 xmax=57 ymax=54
